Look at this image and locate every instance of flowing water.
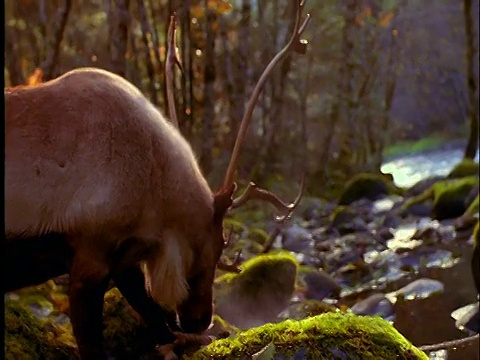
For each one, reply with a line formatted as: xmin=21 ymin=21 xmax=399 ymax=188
xmin=380 ymin=144 xmax=479 ymax=360
xmin=381 ymin=145 xmax=479 ymax=188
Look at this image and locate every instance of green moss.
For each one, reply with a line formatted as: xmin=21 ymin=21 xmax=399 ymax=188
xmin=214 ymin=252 xmax=299 ymax=329
xmin=5 ymin=287 xmax=158 ymax=360
xmin=4 ymin=299 xmax=77 ymax=360
xmin=401 ymin=177 xmax=478 ymax=220
xmin=431 ymin=176 xmax=478 ymax=220
xmin=186 ymin=313 xmax=428 ymax=359
xmin=383 ymin=137 xmax=445 ymax=158
xmin=465 ymin=194 xmax=479 ymax=216
xmin=338 ymin=173 xmax=404 ymax=206
xmin=447 ymin=159 xmax=479 ymax=179
xmin=215 ymin=252 xmax=299 ymax=287
xmin=102 ymin=287 xmax=165 ymax=359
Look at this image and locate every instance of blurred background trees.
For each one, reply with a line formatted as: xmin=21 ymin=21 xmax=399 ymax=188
xmin=4 ymin=0 xmax=479 ymax=197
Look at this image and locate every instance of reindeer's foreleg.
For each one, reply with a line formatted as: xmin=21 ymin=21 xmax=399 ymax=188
xmin=112 ymin=264 xmax=179 ymax=346
xmin=68 ymin=241 xmax=111 ymax=360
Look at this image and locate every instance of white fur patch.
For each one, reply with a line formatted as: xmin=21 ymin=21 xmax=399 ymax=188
xmin=141 ymin=234 xmax=188 ymax=310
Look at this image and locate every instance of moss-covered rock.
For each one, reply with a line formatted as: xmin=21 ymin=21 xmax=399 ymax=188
xmin=5 ymin=287 xmax=157 ymax=360
xmin=465 ymin=194 xmax=479 ymax=216
xmin=401 ymin=176 xmax=478 ymax=220
xmin=431 ymin=176 xmax=478 ymax=220
xmin=338 ymin=173 xmax=404 ymax=206
xmin=214 ymin=252 xmax=298 ymax=329
xmin=5 ymin=299 xmax=77 ymax=360
xmin=186 ymin=313 xmax=428 ymax=359
xmin=447 ymin=159 xmax=479 ymax=179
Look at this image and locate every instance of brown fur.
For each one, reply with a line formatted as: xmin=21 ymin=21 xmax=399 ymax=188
xmin=5 ymin=67 xmax=222 ymax=310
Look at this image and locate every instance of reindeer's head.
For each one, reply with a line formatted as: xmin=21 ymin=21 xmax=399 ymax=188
xmin=164 ymin=0 xmax=310 ymax=334
xmin=176 ymin=184 xmax=237 ymax=333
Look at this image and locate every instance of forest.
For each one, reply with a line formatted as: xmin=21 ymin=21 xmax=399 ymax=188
xmin=4 ymin=0 xmax=480 ymax=359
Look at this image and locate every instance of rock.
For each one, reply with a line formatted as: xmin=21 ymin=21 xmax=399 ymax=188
xmin=465 ymin=194 xmax=479 ymax=217
xmin=372 ymin=196 xmax=402 ymax=215
xmin=186 ymin=313 xmax=428 ymax=359
xmin=214 ymin=252 xmax=298 ymax=329
xmin=330 ymin=206 xmax=358 ymax=228
xmin=400 ymin=201 xmax=433 ymax=218
xmin=280 ymin=225 xmax=313 ymax=253
xmin=400 ymin=177 xmax=478 ymax=220
xmin=298 ymin=267 xmax=342 ymax=301
xmin=404 ymin=175 xmax=444 ymax=198
xmin=411 ymin=221 xmax=454 ymax=245
xmin=386 ymin=278 xmax=444 ymax=303
xmin=350 ymin=293 xmax=395 ymax=320
xmin=447 ymin=159 xmax=480 ymax=179
xmin=5 ymin=298 xmax=77 ymax=359
xmin=297 ymin=197 xmax=335 ymax=223
xmin=280 ymin=300 xmax=337 ymax=320
xmin=338 ymin=173 xmax=404 ymax=206
xmin=451 ymin=302 xmax=480 ymax=334
xmin=4 ymin=287 xmax=158 ymax=360
xmin=329 ymin=206 xmax=370 ymax=235
xmin=205 ymin=315 xmax=240 ymax=339
xmin=431 ymin=177 xmax=479 ymax=220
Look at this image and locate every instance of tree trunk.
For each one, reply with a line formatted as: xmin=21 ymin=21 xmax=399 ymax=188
xmin=180 ymin=1 xmax=194 ymax=138
xmin=136 ymin=0 xmax=159 ymax=105
xmin=109 ymin=0 xmax=130 ymax=78
xmin=463 ymin=0 xmax=479 ymax=159
xmin=200 ymin=1 xmax=216 ymax=175
xmin=40 ymin=0 xmax=72 ymax=81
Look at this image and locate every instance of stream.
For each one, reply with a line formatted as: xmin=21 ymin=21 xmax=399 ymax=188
xmin=379 ymin=144 xmax=479 ymax=359
xmin=381 ymin=143 xmax=479 ymax=188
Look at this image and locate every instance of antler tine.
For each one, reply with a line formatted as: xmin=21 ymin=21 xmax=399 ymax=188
xmin=222 ymin=0 xmax=311 ymax=188
xmin=217 ymin=251 xmax=242 ymax=273
xmin=231 ymin=173 xmax=305 ymax=223
xmin=217 ymin=226 xmax=242 ymax=273
xmin=165 ymin=13 xmax=182 ymax=129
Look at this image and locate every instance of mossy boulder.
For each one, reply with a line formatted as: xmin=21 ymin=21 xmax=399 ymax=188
xmin=214 ymin=252 xmax=298 ymax=329
xmin=465 ymin=194 xmax=479 ymax=216
xmin=186 ymin=313 xmax=428 ymax=359
xmin=401 ymin=176 xmax=478 ymax=220
xmin=447 ymin=159 xmax=479 ymax=179
xmin=338 ymin=173 xmax=404 ymax=206
xmin=5 ymin=298 xmax=77 ymax=359
xmin=5 ymin=287 xmax=157 ymax=360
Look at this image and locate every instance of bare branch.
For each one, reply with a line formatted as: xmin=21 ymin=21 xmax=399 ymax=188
xmin=231 ymin=173 xmax=305 ymax=223
xmin=223 ymin=0 xmax=310 ymax=188
xmin=165 ymin=14 xmax=182 ymax=129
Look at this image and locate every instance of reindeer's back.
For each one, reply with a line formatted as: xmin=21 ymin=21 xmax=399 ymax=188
xmin=5 ymin=68 xmax=210 ymax=237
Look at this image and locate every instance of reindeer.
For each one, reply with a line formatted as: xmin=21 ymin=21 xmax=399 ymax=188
xmin=4 ymin=2 xmax=310 ymax=359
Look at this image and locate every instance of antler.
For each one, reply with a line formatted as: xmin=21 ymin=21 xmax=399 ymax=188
xmin=231 ymin=173 xmax=305 ymax=223
xmin=165 ymin=14 xmax=182 ymax=128
xmin=222 ymin=0 xmax=311 ymax=188
xmin=217 ymin=226 xmax=242 ymax=273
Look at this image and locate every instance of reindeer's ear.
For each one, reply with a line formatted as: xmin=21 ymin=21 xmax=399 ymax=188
xmin=213 ymin=183 xmax=237 ymax=223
